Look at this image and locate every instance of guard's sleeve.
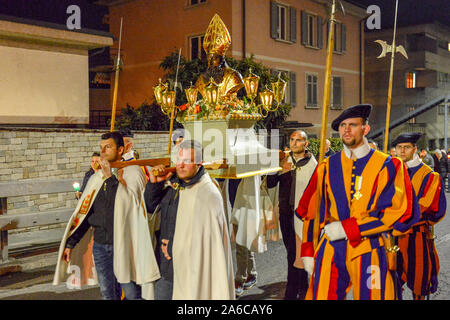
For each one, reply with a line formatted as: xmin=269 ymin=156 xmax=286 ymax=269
xmin=419 ymin=172 xmax=447 ymax=225
xmin=295 ymin=162 xmax=327 ymax=257
xmin=340 ymin=158 xmax=417 ymax=246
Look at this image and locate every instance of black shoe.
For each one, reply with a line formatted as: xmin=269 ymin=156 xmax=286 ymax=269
xmin=243 ymin=275 xmax=257 ymax=290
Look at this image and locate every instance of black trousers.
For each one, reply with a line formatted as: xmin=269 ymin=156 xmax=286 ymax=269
xmin=279 ymin=209 xmax=308 ymax=300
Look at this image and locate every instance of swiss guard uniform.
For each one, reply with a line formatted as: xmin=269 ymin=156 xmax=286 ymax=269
xmin=296 ymin=104 xmax=420 ymax=300
xmin=393 ymin=133 xmax=447 ymax=300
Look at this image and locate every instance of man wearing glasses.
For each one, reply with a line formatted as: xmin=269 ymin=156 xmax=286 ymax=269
xmin=393 ymin=132 xmax=447 ymax=300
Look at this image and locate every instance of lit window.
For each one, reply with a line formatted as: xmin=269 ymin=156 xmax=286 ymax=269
xmin=406 ymin=72 xmax=416 ymax=88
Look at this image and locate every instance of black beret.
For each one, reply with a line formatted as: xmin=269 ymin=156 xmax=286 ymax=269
xmin=391 ymin=132 xmax=422 ymax=147
xmin=119 ymin=128 xmax=134 ymax=138
xmin=331 ymin=104 xmax=372 ymax=131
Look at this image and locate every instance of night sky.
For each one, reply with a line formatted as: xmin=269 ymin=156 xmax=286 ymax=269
xmin=348 ymin=0 xmax=450 ymax=30
xmin=0 ymin=0 xmax=108 ymax=31
xmin=0 ymin=0 xmax=448 ymax=33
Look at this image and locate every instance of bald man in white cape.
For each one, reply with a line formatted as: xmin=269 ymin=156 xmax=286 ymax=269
xmin=53 ymin=164 xmax=160 ymax=299
xmin=147 ymin=141 xmax=234 ymax=300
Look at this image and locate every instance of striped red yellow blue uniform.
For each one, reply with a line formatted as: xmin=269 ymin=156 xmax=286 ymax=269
xmin=296 ymin=149 xmax=419 ymax=300
xmin=396 ymin=162 xmax=446 ymax=299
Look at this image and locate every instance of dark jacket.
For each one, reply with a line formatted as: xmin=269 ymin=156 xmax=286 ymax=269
xmin=266 ymin=151 xmax=314 ymax=214
xmin=66 ymin=176 xmax=119 ymax=248
xmin=80 ymin=168 xmax=95 ymax=194
xmin=143 ymin=166 xmax=206 ymax=281
xmin=439 ymin=151 xmax=448 ymax=178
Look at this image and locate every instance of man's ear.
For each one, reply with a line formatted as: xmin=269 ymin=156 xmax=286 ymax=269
xmin=305 ymin=141 xmax=309 ymax=148
xmin=363 ymin=124 xmax=371 ymax=136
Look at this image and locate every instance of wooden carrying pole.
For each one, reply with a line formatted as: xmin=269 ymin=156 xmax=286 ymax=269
xmin=110 ymin=17 xmax=123 ymax=132
xmin=168 ymin=48 xmax=182 ymax=155
xmin=313 ymin=0 xmax=337 ymax=250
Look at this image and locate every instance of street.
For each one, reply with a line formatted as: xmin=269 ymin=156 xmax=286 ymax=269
xmin=0 ymin=193 xmax=449 ymax=300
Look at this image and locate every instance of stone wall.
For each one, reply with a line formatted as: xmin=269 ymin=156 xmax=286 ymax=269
xmin=0 ymin=127 xmax=169 ymax=218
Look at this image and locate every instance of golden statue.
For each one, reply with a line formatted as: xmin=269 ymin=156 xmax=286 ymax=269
xmin=195 ymin=14 xmax=244 ymax=102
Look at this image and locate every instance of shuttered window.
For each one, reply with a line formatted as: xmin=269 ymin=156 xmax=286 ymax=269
xmin=270 ymin=2 xmax=297 ymax=43
xmin=327 ymin=21 xmax=346 ymax=53
xmin=271 ymin=69 xmax=296 ymax=106
xmin=330 ymin=76 xmax=343 ymax=109
xmin=306 ymin=73 xmax=318 ymax=108
xmin=301 ymin=11 xmax=323 ymax=49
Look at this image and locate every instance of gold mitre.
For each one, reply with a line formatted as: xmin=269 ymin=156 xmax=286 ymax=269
xmin=202 ymin=14 xmax=231 ymax=56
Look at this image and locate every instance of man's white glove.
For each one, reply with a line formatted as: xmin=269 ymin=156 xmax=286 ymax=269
xmin=324 ymin=221 xmax=347 ymax=241
xmin=302 ymin=256 xmax=314 ymax=277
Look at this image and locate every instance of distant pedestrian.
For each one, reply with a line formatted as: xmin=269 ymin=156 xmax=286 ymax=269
xmin=76 ymin=152 xmax=100 ymax=200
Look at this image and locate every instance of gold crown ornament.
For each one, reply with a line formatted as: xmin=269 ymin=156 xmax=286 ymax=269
xmin=202 ymin=14 xmax=231 ymax=56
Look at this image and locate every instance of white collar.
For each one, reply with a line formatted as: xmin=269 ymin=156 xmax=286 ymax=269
xmin=406 ymin=153 xmax=422 ymax=168
xmin=122 ymin=150 xmax=135 ymax=161
xmin=343 ymin=137 xmax=371 ymax=160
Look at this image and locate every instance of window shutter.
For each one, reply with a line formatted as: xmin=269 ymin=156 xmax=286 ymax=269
xmin=289 ymin=7 xmax=297 ymax=43
xmin=270 ymin=2 xmax=278 ymax=39
xmin=342 ymin=24 xmax=346 ymax=52
xmin=301 ymin=10 xmax=308 ymax=45
xmin=317 ymin=16 xmax=323 ymax=49
xmin=290 ymin=72 xmax=296 ymax=107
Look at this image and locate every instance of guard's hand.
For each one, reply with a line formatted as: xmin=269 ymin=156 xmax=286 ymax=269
xmin=161 ymin=239 xmax=171 ymax=260
xmin=302 ymin=256 xmax=314 ymax=277
xmin=75 ymin=191 xmax=82 ymax=199
xmin=150 ymin=165 xmax=172 ymax=183
xmin=324 ymin=221 xmax=347 ymax=241
xmin=97 ymin=157 xmax=112 ymax=179
xmin=63 ymin=247 xmax=72 ymax=263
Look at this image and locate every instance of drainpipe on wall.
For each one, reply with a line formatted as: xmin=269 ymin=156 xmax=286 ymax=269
xmin=242 ymin=0 xmax=246 ymax=60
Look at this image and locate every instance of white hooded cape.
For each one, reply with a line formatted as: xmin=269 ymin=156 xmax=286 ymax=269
xmin=231 ymin=175 xmax=279 ymax=253
xmin=53 ymin=165 xmax=160 ymax=299
xmin=171 ymin=173 xmax=235 ymax=300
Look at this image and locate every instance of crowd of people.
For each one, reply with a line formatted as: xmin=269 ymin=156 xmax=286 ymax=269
xmin=53 ymin=103 xmax=447 ymax=300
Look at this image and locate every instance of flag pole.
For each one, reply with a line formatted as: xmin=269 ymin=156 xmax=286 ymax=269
xmin=110 ymin=17 xmax=123 ymax=132
xmin=313 ymin=0 xmax=337 ymax=250
xmin=382 ymin=0 xmax=399 ymax=153
xmin=167 ymin=48 xmax=182 ymax=155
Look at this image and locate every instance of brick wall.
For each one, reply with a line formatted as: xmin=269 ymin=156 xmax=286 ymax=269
xmin=0 ymin=127 xmax=169 ymax=217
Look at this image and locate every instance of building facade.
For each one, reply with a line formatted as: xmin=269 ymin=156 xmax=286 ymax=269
xmin=0 ymin=0 xmax=113 ymax=127
xmin=104 ymin=0 xmax=366 ymax=137
xmin=365 ymin=22 xmax=450 ymax=150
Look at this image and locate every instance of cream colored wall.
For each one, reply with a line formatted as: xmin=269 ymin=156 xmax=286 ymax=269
xmin=0 ymin=45 xmax=89 ymax=125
